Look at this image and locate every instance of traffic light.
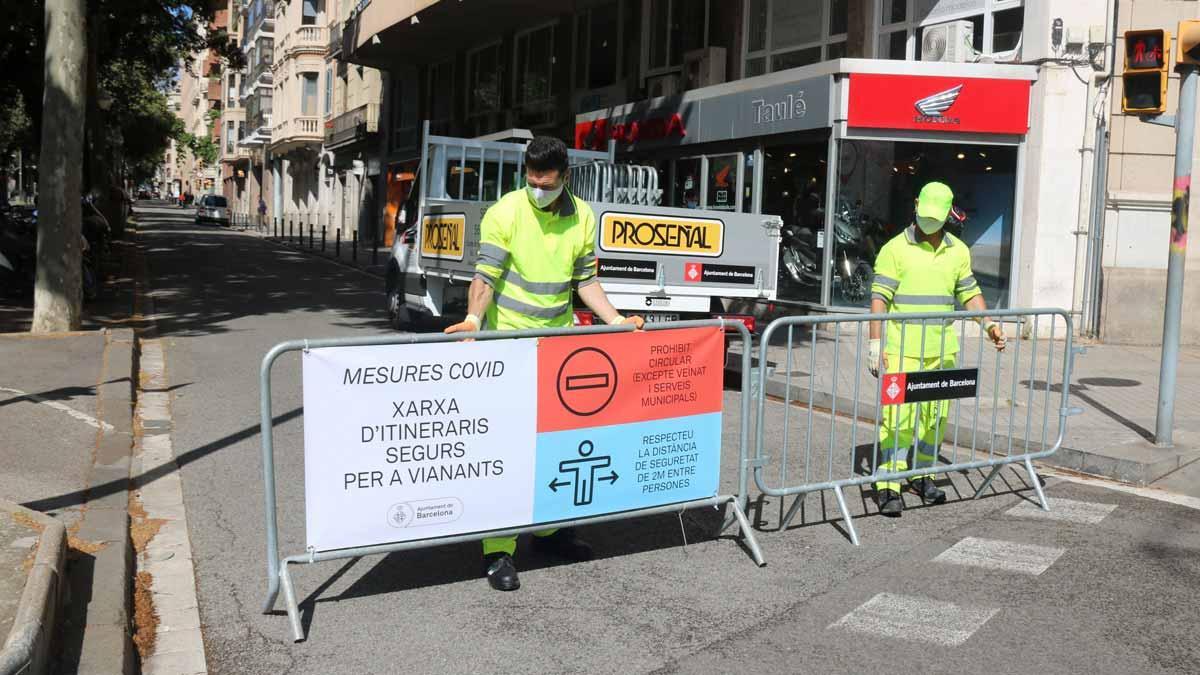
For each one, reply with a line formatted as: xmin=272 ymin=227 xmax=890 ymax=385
xmin=1178 ymin=20 xmax=1200 ymax=66
xmin=1123 ymin=29 xmax=1170 ymax=114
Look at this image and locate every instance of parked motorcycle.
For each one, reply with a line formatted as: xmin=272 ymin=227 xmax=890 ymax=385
xmin=830 ymin=199 xmax=880 ymax=305
xmin=0 ymin=204 xmax=102 ymax=302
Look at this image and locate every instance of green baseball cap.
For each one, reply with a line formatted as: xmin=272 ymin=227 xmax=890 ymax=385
xmin=916 ymin=181 xmax=954 ymax=222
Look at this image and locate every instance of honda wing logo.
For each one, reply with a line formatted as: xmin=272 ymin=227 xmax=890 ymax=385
xmin=913 ymin=84 xmax=963 ymax=125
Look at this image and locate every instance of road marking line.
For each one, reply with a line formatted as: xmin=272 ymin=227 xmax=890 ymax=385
xmin=1045 ymin=473 xmax=1200 ymax=511
xmin=0 ymin=386 xmax=116 ymax=432
xmin=828 ymin=592 xmax=999 ymax=647
xmin=933 ymin=537 xmax=1065 ymax=576
xmin=1007 ymin=497 xmax=1116 ymax=524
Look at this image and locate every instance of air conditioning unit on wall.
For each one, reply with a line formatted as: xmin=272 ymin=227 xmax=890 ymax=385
xmin=684 ymin=47 xmax=726 ymax=89
xmin=921 ymin=20 xmax=975 ymax=63
xmin=647 ymin=73 xmax=681 ymax=99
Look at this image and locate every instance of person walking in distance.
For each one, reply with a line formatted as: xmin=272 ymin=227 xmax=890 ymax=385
xmin=867 ymin=181 xmax=1006 ymax=516
xmin=444 ymin=136 xmax=644 ymax=591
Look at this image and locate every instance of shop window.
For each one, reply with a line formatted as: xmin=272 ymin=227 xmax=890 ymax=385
xmin=673 ymin=158 xmax=702 ymax=208
xmin=762 ymin=141 xmax=829 ymax=304
xmin=833 ymin=139 xmax=1016 ymax=308
xmin=515 ymin=22 xmax=556 ymax=108
xmin=743 ymin=0 xmax=847 ymax=75
xmin=876 ymin=0 xmax=1024 ymax=60
xmin=575 ymin=2 xmax=622 ymax=91
xmin=706 ymin=154 xmax=739 ymax=211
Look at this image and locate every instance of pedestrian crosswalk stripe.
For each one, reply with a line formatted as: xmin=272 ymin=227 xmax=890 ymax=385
xmin=828 ymin=592 xmax=999 ymax=647
xmin=1006 ymin=497 xmax=1116 ymax=524
xmin=933 ymin=537 xmax=1065 ymax=576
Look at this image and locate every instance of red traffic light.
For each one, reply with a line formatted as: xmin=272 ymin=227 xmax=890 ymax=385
xmin=1126 ymin=30 xmax=1168 ymax=69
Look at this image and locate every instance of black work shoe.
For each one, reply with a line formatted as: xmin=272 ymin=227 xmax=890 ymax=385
xmin=875 ymin=489 xmax=904 ymax=517
xmin=910 ymin=478 xmax=947 ymax=504
xmin=531 ymin=528 xmax=594 ymax=561
xmin=483 ymin=553 xmax=520 ymax=591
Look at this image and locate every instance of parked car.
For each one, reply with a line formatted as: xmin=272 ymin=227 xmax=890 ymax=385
xmin=195 ymin=194 xmax=230 ymax=226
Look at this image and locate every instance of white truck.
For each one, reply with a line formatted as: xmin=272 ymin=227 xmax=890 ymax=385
xmin=385 ymin=125 xmax=782 ymax=333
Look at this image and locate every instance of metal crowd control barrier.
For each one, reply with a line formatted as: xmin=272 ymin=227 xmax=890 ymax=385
xmin=750 ymin=308 xmax=1080 ymax=545
xmin=259 ymin=319 xmax=763 ymax=642
xmin=571 ymin=160 xmax=664 ymax=206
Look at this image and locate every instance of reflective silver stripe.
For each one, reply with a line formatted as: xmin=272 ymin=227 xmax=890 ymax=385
xmin=577 ymin=276 xmax=600 ymax=289
xmin=956 ymin=276 xmax=978 ymax=291
xmin=498 ymin=268 xmax=572 ymax=295
xmin=873 ymin=275 xmax=900 ymax=290
xmin=476 ymin=243 xmax=509 ymax=268
xmin=892 ymin=294 xmax=955 ymax=306
xmin=495 ymin=292 xmax=570 ymax=319
xmin=871 ymin=292 xmax=891 ymax=303
xmin=573 ymin=253 xmax=596 ymax=276
xmin=473 ymin=272 xmax=496 ymax=289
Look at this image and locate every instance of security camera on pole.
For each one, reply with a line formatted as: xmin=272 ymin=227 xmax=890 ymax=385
xmin=1132 ymin=22 xmax=1200 ymax=447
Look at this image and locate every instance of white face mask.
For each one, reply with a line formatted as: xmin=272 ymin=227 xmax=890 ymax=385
xmin=526 ymin=183 xmax=564 ymax=209
xmin=916 ymin=215 xmax=945 ymax=235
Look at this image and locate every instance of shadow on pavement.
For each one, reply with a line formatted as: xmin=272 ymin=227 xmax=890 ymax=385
xmin=135 ymin=208 xmax=390 ymax=338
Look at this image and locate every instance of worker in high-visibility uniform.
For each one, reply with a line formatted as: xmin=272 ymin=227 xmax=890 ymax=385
xmin=867 ymin=181 xmax=1006 ymax=516
xmin=444 ymin=136 xmax=644 ymax=591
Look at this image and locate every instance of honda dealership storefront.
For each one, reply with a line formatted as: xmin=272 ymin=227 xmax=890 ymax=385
xmin=576 ymin=59 xmax=1036 ymax=312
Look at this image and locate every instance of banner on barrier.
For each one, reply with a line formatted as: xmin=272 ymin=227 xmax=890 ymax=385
xmin=301 ymin=327 xmax=724 ymax=552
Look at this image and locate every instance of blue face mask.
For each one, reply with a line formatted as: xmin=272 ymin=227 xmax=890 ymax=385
xmin=526 ymin=183 xmax=564 ymax=209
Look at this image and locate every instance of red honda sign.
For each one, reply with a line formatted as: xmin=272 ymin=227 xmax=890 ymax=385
xmin=847 ymin=73 xmax=1031 ymax=135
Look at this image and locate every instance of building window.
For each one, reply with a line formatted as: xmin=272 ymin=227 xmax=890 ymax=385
xmin=875 ymin=0 xmax=1024 ymax=61
xmin=301 ymin=0 xmax=320 ymax=26
xmin=514 ymin=22 xmax=556 ymax=108
xmin=743 ymin=0 xmax=847 ymax=76
xmin=643 ymin=0 xmax=709 ymax=77
xmin=425 ymin=60 xmax=454 ymax=133
xmin=574 ymin=2 xmax=622 ymax=91
xmin=324 ymin=67 xmax=332 ymax=117
xmin=302 ymin=72 xmax=319 ymax=116
xmin=466 ymin=41 xmax=504 ymax=117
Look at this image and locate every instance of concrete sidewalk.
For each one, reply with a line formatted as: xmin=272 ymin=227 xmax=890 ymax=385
xmin=732 ymin=320 xmax=1200 ymax=486
xmin=0 ymin=327 xmax=138 ymax=674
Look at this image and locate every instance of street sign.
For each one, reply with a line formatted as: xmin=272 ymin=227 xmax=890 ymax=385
xmin=300 ymin=328 xmax=725 ymax=552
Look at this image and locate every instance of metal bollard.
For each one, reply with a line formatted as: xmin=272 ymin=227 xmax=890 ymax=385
xmin=371 ymin=234 xmax=378 ymax=266
xmin=309 ymin=223 xmax=314 ymax=249
xmin=321 ymin=226 xmax=327 ymax=251
xmin=289 ymin=218 xmax=294 ymax=243
xmin=352 ymin=230 xmax=358 ymax=262
xmin=336 ymin=228 xmax=341 ymax=257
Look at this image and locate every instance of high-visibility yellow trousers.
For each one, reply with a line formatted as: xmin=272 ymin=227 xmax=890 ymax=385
xmin=482 ymin=529 xmax=559 ymax=557
xmin=875 ymin=354 xmax=956 ymax=493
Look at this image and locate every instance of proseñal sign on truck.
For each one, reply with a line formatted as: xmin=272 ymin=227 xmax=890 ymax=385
xmin=598 ymin=211 xmax=725 ymax=257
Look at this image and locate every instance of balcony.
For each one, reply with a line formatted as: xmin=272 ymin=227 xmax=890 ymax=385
xmin=270 ymin=115 xmax=323 ymax=152
xmin=207 ymin=79 xmax=222 ymax=102
xmin=279 ymin=25 xmax=328 ymax=58
xmin=325 ymin=103 xmax=380 ymax=150
xmin=328 ymin=21 xmax=343 ymax=57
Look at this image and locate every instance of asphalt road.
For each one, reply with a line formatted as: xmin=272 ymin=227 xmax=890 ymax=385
xmin=134 ymin=204 xmax=1200 ymax=674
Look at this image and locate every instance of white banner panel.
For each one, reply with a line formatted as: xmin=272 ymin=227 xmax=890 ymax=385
xmin=302 ymin=339 xmax=538 ymax=552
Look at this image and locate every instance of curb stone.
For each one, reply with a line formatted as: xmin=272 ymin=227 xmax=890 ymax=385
xmin=0 ymin=502 xmax=67 ymax=675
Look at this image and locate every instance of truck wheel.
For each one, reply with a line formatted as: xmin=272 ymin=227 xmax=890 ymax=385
xmin=387 ymin=273 xmax=409 ymax=331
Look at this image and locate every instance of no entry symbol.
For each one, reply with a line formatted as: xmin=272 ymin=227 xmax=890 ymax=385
xmin=556 ymin=347 xmax=618 ymax=416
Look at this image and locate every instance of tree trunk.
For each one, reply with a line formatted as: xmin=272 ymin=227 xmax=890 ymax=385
xmin=32 ymin=0 xmax=87 ymax=333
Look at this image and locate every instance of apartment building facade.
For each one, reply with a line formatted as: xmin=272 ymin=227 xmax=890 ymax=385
xmin=220 ymin=0 xmax=250 ymax=212
xmin=343 ymin=0 xmax=1131 ymax=335
xmin=235 ymin=0 xmax=277 ymax=218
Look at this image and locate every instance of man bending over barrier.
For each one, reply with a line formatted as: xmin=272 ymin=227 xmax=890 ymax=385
xmin=867 ymin=181 xmax=1007 ymax=517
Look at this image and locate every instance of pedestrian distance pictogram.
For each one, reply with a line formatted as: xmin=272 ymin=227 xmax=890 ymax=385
xmin=548 ymin=440 xmax=619 ymax=506
xmin=556 ymin=347 xmax=618 ymax=416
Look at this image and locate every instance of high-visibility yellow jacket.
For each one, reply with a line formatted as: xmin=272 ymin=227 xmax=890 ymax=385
xmin=871 ymin=225 xmax=983 ymax=358
xmin=474 ymin=188 xmax=598 ymax=330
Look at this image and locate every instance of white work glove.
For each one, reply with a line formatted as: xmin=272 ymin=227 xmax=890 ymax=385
xmin=868 ymin=338 xmax=881 ymax=378
xmin=982 ymin=320 xmax=1007 ymax=352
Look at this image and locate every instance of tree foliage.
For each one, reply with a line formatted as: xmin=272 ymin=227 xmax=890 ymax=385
xmin=0 ymin=0 xmax=241 ymax=178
